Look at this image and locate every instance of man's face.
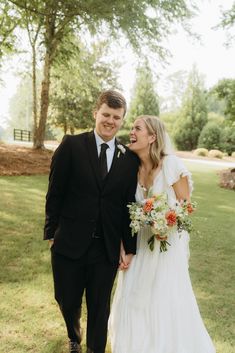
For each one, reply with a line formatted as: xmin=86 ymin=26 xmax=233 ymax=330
xmin=94 ymin=103 xmax=124 ymax=142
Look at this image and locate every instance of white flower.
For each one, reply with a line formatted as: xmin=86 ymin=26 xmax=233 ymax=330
xmin=117 ymin=144 xmax=126 ymax=158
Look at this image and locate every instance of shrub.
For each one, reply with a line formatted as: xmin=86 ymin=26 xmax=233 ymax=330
xmin=117 ymin=129 xmax=130 ymax=145
xmin=174 ymin=119 xmax=201 ymax=151
xmin=194 ymin=148 xmax=209 ymax=157
xmin=220 ymin=126 xmax=235 ymax=155
xmin=208 ymin=149 xmax=223 ymax=159
xmin=232 ymin=152 xmax=235 ymax=158
xmin=198 ymin=122 xmax=221 ymax=150
xmin=219 ymin=168 xmax=235 ymax=190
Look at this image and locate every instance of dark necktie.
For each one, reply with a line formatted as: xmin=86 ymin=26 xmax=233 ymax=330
xmin=99 ymin=143 xmax=109 ymax=179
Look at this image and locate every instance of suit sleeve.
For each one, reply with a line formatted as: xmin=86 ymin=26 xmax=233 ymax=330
xmin=122 ymin=157 xmax=139 ymax=254
xmin=43 ymin=135 xmax=72 ymax=240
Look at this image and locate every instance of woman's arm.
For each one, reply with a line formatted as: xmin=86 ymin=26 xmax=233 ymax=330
xmin=173 ymin=176 xmax=190 ymax=202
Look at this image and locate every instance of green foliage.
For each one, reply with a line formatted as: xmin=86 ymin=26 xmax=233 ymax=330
xmin=7 ymin=0 xmax=195 ymax=148
xmin=117 ymin=129 xmax=131 ymax=145
xmin=174 ymin=66 xmax=208 ymax=150
xmin=7 ymin=71 xmax=42 ymax=131
xmin=160 ymin=70 xmax=188 ymax=112
xmin=49 ymin=37 xmax=119 ymax=133
xmin=126 ymin=62 xmax=159 ymax=126
xmin=198 ymin=122 xmax=221 ymax=150
xmin=217 ymin=2 xmax=235 ymax=45
xmin=206 ymin=91 xmax=226 ymax=116
xmin=220 ymin=125 xmax=235 ymax=155
xmin=160 ymin=111 xmax=179 ymax=138
xmin=208 ymin=149 xmax=223 ymax=159
xmin=212 ymin=79 xmax=235 ymax=122
xmin=193 ymin=148 xmax=209 ymax=157
xmin=207 ymin=112 xmax=224 ymax=125
xmin=0 ymin=2 xmax=20 ymax=62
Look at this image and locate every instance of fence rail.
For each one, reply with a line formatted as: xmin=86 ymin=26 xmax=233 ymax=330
xmin=13 ymin=129 xmax=32 ymax=142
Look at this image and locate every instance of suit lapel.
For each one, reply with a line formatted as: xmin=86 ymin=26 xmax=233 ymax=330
xmin=86 ymin=131 xmax=102 ymax=189
xmin=105 ymin=140 xmax=125 ymax=183
xmin=86 ymin=133 xmax=126 ymax=189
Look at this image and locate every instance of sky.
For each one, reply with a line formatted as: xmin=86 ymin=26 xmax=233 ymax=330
xmin=0 ymin=0 xmax=235 ymax=129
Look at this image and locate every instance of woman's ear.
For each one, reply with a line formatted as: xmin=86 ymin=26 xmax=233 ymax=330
xmin=149 ymin=134 xmax=156 ymax=144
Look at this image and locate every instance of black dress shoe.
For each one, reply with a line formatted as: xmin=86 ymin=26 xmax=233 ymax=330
xmin=69 ymin=341 xmax=82 ymax=353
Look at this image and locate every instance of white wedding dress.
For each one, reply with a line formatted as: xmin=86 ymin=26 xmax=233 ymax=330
xmin=109 ymin=155 xmax=215 ymax=353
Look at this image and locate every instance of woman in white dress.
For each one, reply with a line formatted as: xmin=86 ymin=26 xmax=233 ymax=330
xmin=109 ymin=116 xmax=215 ymax=353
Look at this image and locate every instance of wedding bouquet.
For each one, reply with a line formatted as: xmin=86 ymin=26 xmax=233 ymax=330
xmin=128 ymin=193 xmax=196 ymax=252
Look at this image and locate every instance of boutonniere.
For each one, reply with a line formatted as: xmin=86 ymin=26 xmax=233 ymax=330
xmin=117 ymin=144 xmax=126 ymax=158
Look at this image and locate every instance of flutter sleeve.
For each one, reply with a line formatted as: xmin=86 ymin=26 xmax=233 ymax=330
xmin=163 ymin=154 xmax=193 ymax=194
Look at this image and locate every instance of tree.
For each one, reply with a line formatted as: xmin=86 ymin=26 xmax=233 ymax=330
xmin=217 ymin=2 xmax=235 ymax=45
xmin=160 ymin=70 xmax=188 ymax=112
xmin=0 ymin=1 xmax=20 ymax=64
xmin=127 ymin=62 xmax=159 ymax=126
xmin=8 ymin=74 xmax=34 ymax=131
xmin=50 ymin=38 xmax=119 ymax=134
xmin=8 ymin=0 xmax=195 ymax=149
xmin=212 ymin=79 xmax=235 ymax=122
xmin=198 ymin=122 xmax=221 ymax=150
xmin=174 ymin=66 xmax=208 ymax=151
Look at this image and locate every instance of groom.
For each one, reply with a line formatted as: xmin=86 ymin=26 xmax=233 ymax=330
xmin=44 ymin=90 xmax=139 ymax=353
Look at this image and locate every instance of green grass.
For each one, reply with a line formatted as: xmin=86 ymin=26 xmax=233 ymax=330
xmin=0 ymin=163 xmax=234 ymax=353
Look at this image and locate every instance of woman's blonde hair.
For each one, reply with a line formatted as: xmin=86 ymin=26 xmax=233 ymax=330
xmin=137 ymin=115 xmax=167 ymax=168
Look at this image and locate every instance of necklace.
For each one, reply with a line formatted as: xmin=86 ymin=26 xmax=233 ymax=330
xmin=138 ymin=161 xmax=162 ymax=193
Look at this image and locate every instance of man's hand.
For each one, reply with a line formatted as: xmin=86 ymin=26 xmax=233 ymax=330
xmin=120 ymin=253 xmax=134 ymax=270
xmin=48 ymin=239 xmax=54 ymax=248
xmin=119 ymin=242 xmax=134 ymax=270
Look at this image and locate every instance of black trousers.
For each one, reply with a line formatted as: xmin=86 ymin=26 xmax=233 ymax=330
xmin=51 ymin=238 xmax=118 ymax=353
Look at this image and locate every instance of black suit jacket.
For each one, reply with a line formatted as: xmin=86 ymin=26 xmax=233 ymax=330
xmin=44 ymin=131 xmax=139 ymax=263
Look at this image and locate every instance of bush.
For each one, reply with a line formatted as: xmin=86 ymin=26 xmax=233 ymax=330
xmin=208 ymin=149 xmax=223 ymax=159
xmin=174 ymin=119 xmax=201 ymax=151
xmin=198 ymin=122 xmax=221 ymax=150
xmin=220 ymin=126 xmax=235 ymax=155
xmin=117 ymin=129 xmax=130 ymax=145
xmin=193 ymin=148 xmax=209 ymax=156
xmin=232 ymin=152 xmax=235 ymax=158
xmin=219 ymin=168 xmax=235 ymax=190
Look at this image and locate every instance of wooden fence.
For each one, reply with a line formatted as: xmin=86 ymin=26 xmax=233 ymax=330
xmin=13 ymin=129 xmax=32 ymax=142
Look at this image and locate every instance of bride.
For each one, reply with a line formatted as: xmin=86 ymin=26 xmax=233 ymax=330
xmin=109 ymin=116 xmax=215 ymax=353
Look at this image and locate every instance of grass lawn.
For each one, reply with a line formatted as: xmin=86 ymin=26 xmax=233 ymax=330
xmin=0 ymin=162 xmax=234 ymax=353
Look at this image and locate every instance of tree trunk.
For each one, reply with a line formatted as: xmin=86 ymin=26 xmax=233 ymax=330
xmin=32 ymin=44 xmax=38 ymax=143
xmin=33 ymin=50 xmax=51 ymax=149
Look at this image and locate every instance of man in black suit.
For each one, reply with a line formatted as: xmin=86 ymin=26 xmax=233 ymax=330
xmin=44 ymin=90 xmax=139 ymax=353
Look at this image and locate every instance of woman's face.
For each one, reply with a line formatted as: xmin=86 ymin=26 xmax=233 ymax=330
xmin=129 ymin=119 xmax=155 ymax=154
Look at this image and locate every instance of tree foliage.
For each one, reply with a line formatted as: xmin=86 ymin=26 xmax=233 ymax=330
xmin=218 ymin=2 xmax=235 ymax=45
xmin=174 ymin=66 xmax=208 ymax=151
xmin=126 ymin=62 xmax=159 ymax=126
xmin=211 ymin=79 xmax=235 ymax=122
xmin=198 ymin=122 xmax=221 ymax=150
xmin=0 ymin=1 xmax=20 ymax=63
xmin=50 ymin=38 xmax=119 ymax=134
xmin=8 ymin=0 xmax=195 ymax=148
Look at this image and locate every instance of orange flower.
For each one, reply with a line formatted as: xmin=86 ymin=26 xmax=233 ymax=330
xmin=187 ymin=203 xmax=194 ymax=214
xmin=165 ymin=210 xmax=177 ymax=226
xmin=143 ymin=198 xmax=154 ymax=213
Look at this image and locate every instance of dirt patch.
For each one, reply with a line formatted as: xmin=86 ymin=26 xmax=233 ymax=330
xmin=0 ymin=143 xmax=235 ymax=177
xmin=0 ymin=143 xmax=53 ymax=176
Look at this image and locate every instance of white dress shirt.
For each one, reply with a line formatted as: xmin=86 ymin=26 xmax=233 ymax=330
xmin=94 ymin=130 xmax=116 ymax=172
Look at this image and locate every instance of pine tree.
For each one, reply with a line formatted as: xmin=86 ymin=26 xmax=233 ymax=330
xmin=127 ymin=63 xmax=159 ymax=126
xmin=174 ymin=66 xmax=208 ymax=151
